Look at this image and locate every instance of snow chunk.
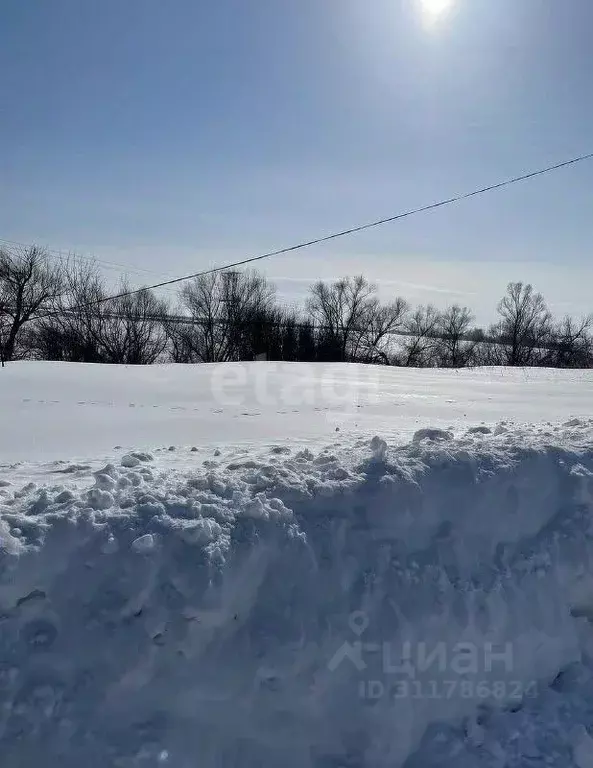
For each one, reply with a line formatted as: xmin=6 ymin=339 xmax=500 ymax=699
xmin=175 ymin=518 xmax=222 ymax=545
xmin=0 ymin=519 xmax=21 ymax=555
xmin=121 ymin=454 xmax=141 ymax=468
xmin=131 ymin=533 xmax=157 ymax=553
xmin=117 ymin=475 xmax=132 ymax=490
xmin=370 ymin=435 xmax=388 ymax=460
xmin=136 ymin=495 xmax=165 ymax=519
xmin=86 ymin=488 xmax=114 ymax=510
xmin=57 ymin=463 xmax=91 ymax=474
xmin=565 ymin=418 xmax=583 ymax=428
xmin=467 ymin=426 xmax=492 ymax=435
xmin=95 ymin=463 xmax=119 ymax=479
xmin=270 ymin=445 xmax=291 ymax=455
xmin=101 ymin=535 xmax=119 ymax=554
xmin=54 ymin=489 xmax=76 ymax=504
xmin=413 ymin=427 xmax=454 ymax=443
xmin=94 ymin=473 xmax=116 ymax=491
xmin=130 ymin=451 xmax=154 ymax=462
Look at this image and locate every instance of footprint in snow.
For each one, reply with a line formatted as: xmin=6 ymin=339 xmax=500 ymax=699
xmin=20 ymin=617 xmax=59 ymax=652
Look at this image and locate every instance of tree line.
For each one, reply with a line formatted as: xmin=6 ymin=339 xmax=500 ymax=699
xmin=1 ymin=244 xmax=591 ymax=369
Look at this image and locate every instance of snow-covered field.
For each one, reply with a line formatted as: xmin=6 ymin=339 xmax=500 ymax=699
xmin=2 ymin=362 xmax=593 ymax=767
xmin=2 ymin=361 xmax=593 ymax=464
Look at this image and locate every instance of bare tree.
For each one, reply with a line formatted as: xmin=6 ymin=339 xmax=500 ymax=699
xmin=306 ymin=276 xmax=407 ymax=363
xmin=98 ymin=286 xmax=169 ymax=364
xmin=0 ymin=246 xmax=63 ymax=365
xmin=307 ymin=276 xmax=375 ymax=362
xmin=0 ymin=289 xmax=9 ymax=367
xmin=31 ymin=258 xmax=106 ymax=362
xmin=400 ymin=305 xmax=440 ymax=367
xmin=546 ymin=315 xmax=593 ymax=369
xmin=18 ymin=255 xmax=592 ymax=373
xmin=356 ymin=298 xmax=409 ymax=364
xmin=490 ymin=282 xmax=552 ymax=366
xmin=296 ymin=319 xmax=317 ymax=362
xmin=278 ymin=312 xmax=298 ymax=361
xmin=435 ymin=305 xmax=477 ymax=368
xmin=32 ymin=262 xmax=168 ymax=364
xmin=168 ymin=270 xmax=276 ymax=363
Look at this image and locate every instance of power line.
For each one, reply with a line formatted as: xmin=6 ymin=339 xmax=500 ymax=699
xmin=0 ymin=237 xmax=181 ymax=297
xmin=0 ymin=237 xmax=180 ymax=285
xmin=31 ymin=149 xmax=593 ymax=321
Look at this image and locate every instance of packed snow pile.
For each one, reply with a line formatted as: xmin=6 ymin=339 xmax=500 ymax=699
xmin=3 ymin=419 xmax=593 ymax=767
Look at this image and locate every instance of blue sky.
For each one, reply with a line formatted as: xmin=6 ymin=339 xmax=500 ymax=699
xmin=2 ymin=0 xmax=593 ymax=322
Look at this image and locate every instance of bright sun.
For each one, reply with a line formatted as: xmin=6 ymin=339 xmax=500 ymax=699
xmin=419 ymin=0 xmax=454 ymax=24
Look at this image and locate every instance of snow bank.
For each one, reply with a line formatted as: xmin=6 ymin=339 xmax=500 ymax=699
xmin=2 ymin=423 xmax=593 ymax=766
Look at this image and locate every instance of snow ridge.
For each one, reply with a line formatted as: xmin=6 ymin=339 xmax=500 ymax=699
xmin=1 ymin=424 xmax=593 ymax=766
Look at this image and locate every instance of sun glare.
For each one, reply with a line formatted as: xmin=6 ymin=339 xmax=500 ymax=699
xmin=419 ymin=0 xmax=454 ymax=25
